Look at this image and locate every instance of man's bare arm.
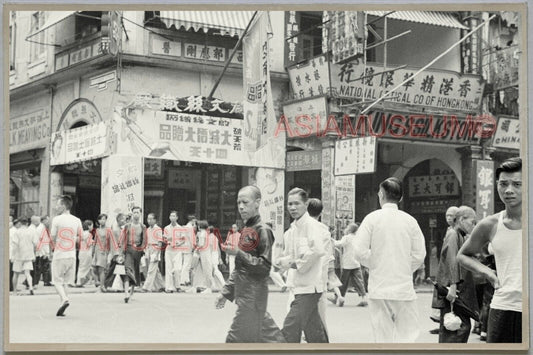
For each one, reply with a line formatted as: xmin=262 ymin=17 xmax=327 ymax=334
xmin=457 ymin=216 xmax=500 ymax=288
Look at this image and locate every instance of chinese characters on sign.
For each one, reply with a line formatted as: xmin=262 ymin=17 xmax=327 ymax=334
xmin=152 ymin=36 xmax=182 ymax=57
xmin=335 ymin=175 xmax=355 ymax=219
xmin=168 ymin=168 xmax=200 ymax=189
xmin=334 ymin=136 xmax=376 ymax=175
xmin=243 ymin=12 xmax=274 ymax=152
xmin=323 ymin=11 xmax=365 ymax=64
xmin=475 ymin=160 xmax=494 ymax=220
xmin=50 ymin=122 xmax=111 ymax=166
xmin=286 ymin=150 xmax=322 ymax=172
xmin=330 ymin=61 xmax=485 ymax=113
xmin=184 ymin=43 xmax=226 ymax=62
xmin=491 ymin=116 xmax=520 ymax=150
xmin=285 ymin=11 xmax=299 ymax=67
xmin=55 ymin=39 xmax=105 ymax=71
xmin=489 ymin=46 xmax=519 ymax=91
xmin=144 ymin=158 xmax=163 ymax=177
xmin=282 ymin=96 xmax=328 ymax=137
xmin=407 ymin=175 xmax=460 ymax=198
xmin=102 ymin=155 xmax=143 ymax=225
xmin=288 ymin=54 xmax=331 ymax=100
xmin=9 ymin=109 xmax=50 ymax=154
xmin=321 ymin=147 xmax=336 ymax=228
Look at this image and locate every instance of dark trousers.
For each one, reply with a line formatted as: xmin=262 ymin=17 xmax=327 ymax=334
xmin=475 ymin=283 xmax=494 ymax=333
xmin=487 ymin=308 xmax=522 ymax=343
xmin=339 ymin=268 xmax=366 ymax=297
xmin=226 ymin=291 xmax=270 ymax=342
xmin=438 ymin=302 xmax=471 ymax=343
xmin=282 ymin=293 xmax=329 ymax=343
xmin=33 ymin=256 xmax=51 ymax=286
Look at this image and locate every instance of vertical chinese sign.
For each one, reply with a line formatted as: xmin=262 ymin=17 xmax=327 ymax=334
xmin=101 ymin=155 xmax=144 ymax=227
xmin=324 ymin=11 xmax=365 ymax=64
xmin=285 ymin=11 xmax=299 ymax=67
xmin=249 ymin=168 xmax=285 ymax=242
xmin=242 ymin=12 xmax=275 ymax=152
xmin=474 ymin=160 xmax=494 ymax=220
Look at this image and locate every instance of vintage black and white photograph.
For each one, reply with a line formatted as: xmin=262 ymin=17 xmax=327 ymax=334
xmin=4 ymin=3 xmax=527 ymax=351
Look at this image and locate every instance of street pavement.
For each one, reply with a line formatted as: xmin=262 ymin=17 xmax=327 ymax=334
xmin=8 ymin=283 xmax=484 ymax=344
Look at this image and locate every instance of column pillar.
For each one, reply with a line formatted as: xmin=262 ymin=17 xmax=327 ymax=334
xmin=456 ymin=145 xmax=483 ymax=208
xmin=49 ymin=170 xmax=63 ymax=219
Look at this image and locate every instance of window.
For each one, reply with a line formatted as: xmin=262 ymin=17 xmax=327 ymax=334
xmin=299 ymin=13 xmax=323 ymax=60
xmin=9 ymin=166 xmax=41 ymax=218
xmin=29 ymin=11 xmax=46 ymax=63
xmin=74 ymin=11 xmax=102 ymax=40
xmin=9 ymin=12 xmax=16 ymax=71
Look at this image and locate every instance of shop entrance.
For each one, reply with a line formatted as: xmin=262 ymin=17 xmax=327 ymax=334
xmin=61 ymin=159 xmax=102 ymax=222
xmin=402 ymin=159 xmax=461 ymax=280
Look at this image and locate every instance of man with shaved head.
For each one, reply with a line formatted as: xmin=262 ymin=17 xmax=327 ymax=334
xmin=215 ymin=185 xmax=284 ymax=343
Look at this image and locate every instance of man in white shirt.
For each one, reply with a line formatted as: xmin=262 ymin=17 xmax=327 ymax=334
xmin=277 ymin=188 xmax=328 ymax=343
xmin=164 ymin=210 xmax=190 ymax=292
xmin=35 ymin=216 xmax=53 ymax=286
xmin=142 ymin=213 xmax=165 ymax=292
xmin=50 ymin=195 xmax=83 ymax=316
xmin=353 ymin=177 xmax=426 ymax=343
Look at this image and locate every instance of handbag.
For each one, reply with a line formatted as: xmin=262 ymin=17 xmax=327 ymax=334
xmin=443 ymin=303 xmax=462 ymax=331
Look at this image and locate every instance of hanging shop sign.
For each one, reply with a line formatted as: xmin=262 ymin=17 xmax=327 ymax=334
xmin=491 ymin=116 xmax=520 ymax=150
xmin=50 ymin=121 xmax=111 ymax=166
xmin=249 ymin=168 xmax=285 ymax=242
xmin=474 ymin=160 xmax=495 ymax=220
xmin=330 ymin=61 xmax=485 ymax=114
xmin=334 ymin=136 xmax=377 ymax=175
xmin=242 ymin=12 xmax=275 ymax=152
xmin=9 ymin=109 xmax=51 ymax=154
xmin=113 ymin=108 xmax=284 ymax=169
xmin=287 ymin=54 xmax=331 ymax=100
xmin=286 ymin=150 xmax=322 ymax=172
xmin=489 ymin=46 xmax=519 ymax=91
xmin=335 ymin=175 xmax=355 ymax=220
xmin=101 ymin=155 xmax=143 ymax=227
xmin=284 ymin=11 xmax=300 ymax=68
xmin=408 ymin=175 xmax=460 ymax=198
xmin=324 ymin=11 xmax=365 ymax=64
xmin=282 ymin=96 xmax=328 ymax=137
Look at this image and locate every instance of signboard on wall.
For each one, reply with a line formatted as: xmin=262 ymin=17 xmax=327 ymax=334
xmin=113 ymin=108 xmax=285 ymax=169
xmin=474 ymin=160 xmax=495 ymax=220
xmin=330 ymin=61 xmax=485 ymax=114
xmin=334 ymin=136 xmax=377 ymax=175
xmin=50 ymin=122 xmax=111 ymax=166
xmin=284 ymin=11 xmax=300 ymax=67
xmin=9 ymin=109 xmax=51 ymax=154
xmin=288 ymin=54 xmax=331 ymax=100
xmin=282 ymin=96 xmax=328 ymax=137
xmin=408 ymin=175 xmax=460 ymax=198
xmin=286 ymin=150 xmax=322 ymax=171
xmin=324 ymin=11 xmax=365 ymax=64
xmin=491 ymin=116 xmax=520 ymax=150
xmin=168 ymin=168 xmax=200 ymax=189
xmin=335 ymin=175 xmax=355 ymax=219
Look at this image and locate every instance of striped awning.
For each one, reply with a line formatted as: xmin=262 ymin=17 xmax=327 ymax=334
xmin=366 ymin=11 xmax=468 ymax=30
xmin=26 ymin=11 xmax=79 ymax=39
xmin=156 ymin=11 xmax=255 ymax=38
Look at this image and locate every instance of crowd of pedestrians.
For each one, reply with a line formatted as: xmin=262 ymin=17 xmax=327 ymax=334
xmin=8 ymin=157 xmax=523 ymax=344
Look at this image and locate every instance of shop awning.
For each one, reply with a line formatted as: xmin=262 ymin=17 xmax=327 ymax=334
xmin=366 ymin=11 xmax=468 ymax=30
xmin=26 ymin=11 xmax=79 ymax=40
xmin=155 ymin=11 xmax=255 ymax=37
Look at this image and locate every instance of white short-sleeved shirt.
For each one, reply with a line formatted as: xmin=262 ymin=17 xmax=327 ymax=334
xmin=51 ymin=213 xmax=83 ymax=260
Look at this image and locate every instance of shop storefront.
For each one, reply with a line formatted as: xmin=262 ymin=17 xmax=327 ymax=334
xmin=9 ymin=92 xmax=52 ymax=219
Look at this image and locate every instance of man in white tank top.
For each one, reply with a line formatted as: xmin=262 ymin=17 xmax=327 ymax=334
xmin=457 ymin=157 xmax=522 ymax=343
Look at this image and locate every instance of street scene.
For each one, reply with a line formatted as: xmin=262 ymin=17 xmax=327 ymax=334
xmin=7 ymin=7 xmax=524 ymax=350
